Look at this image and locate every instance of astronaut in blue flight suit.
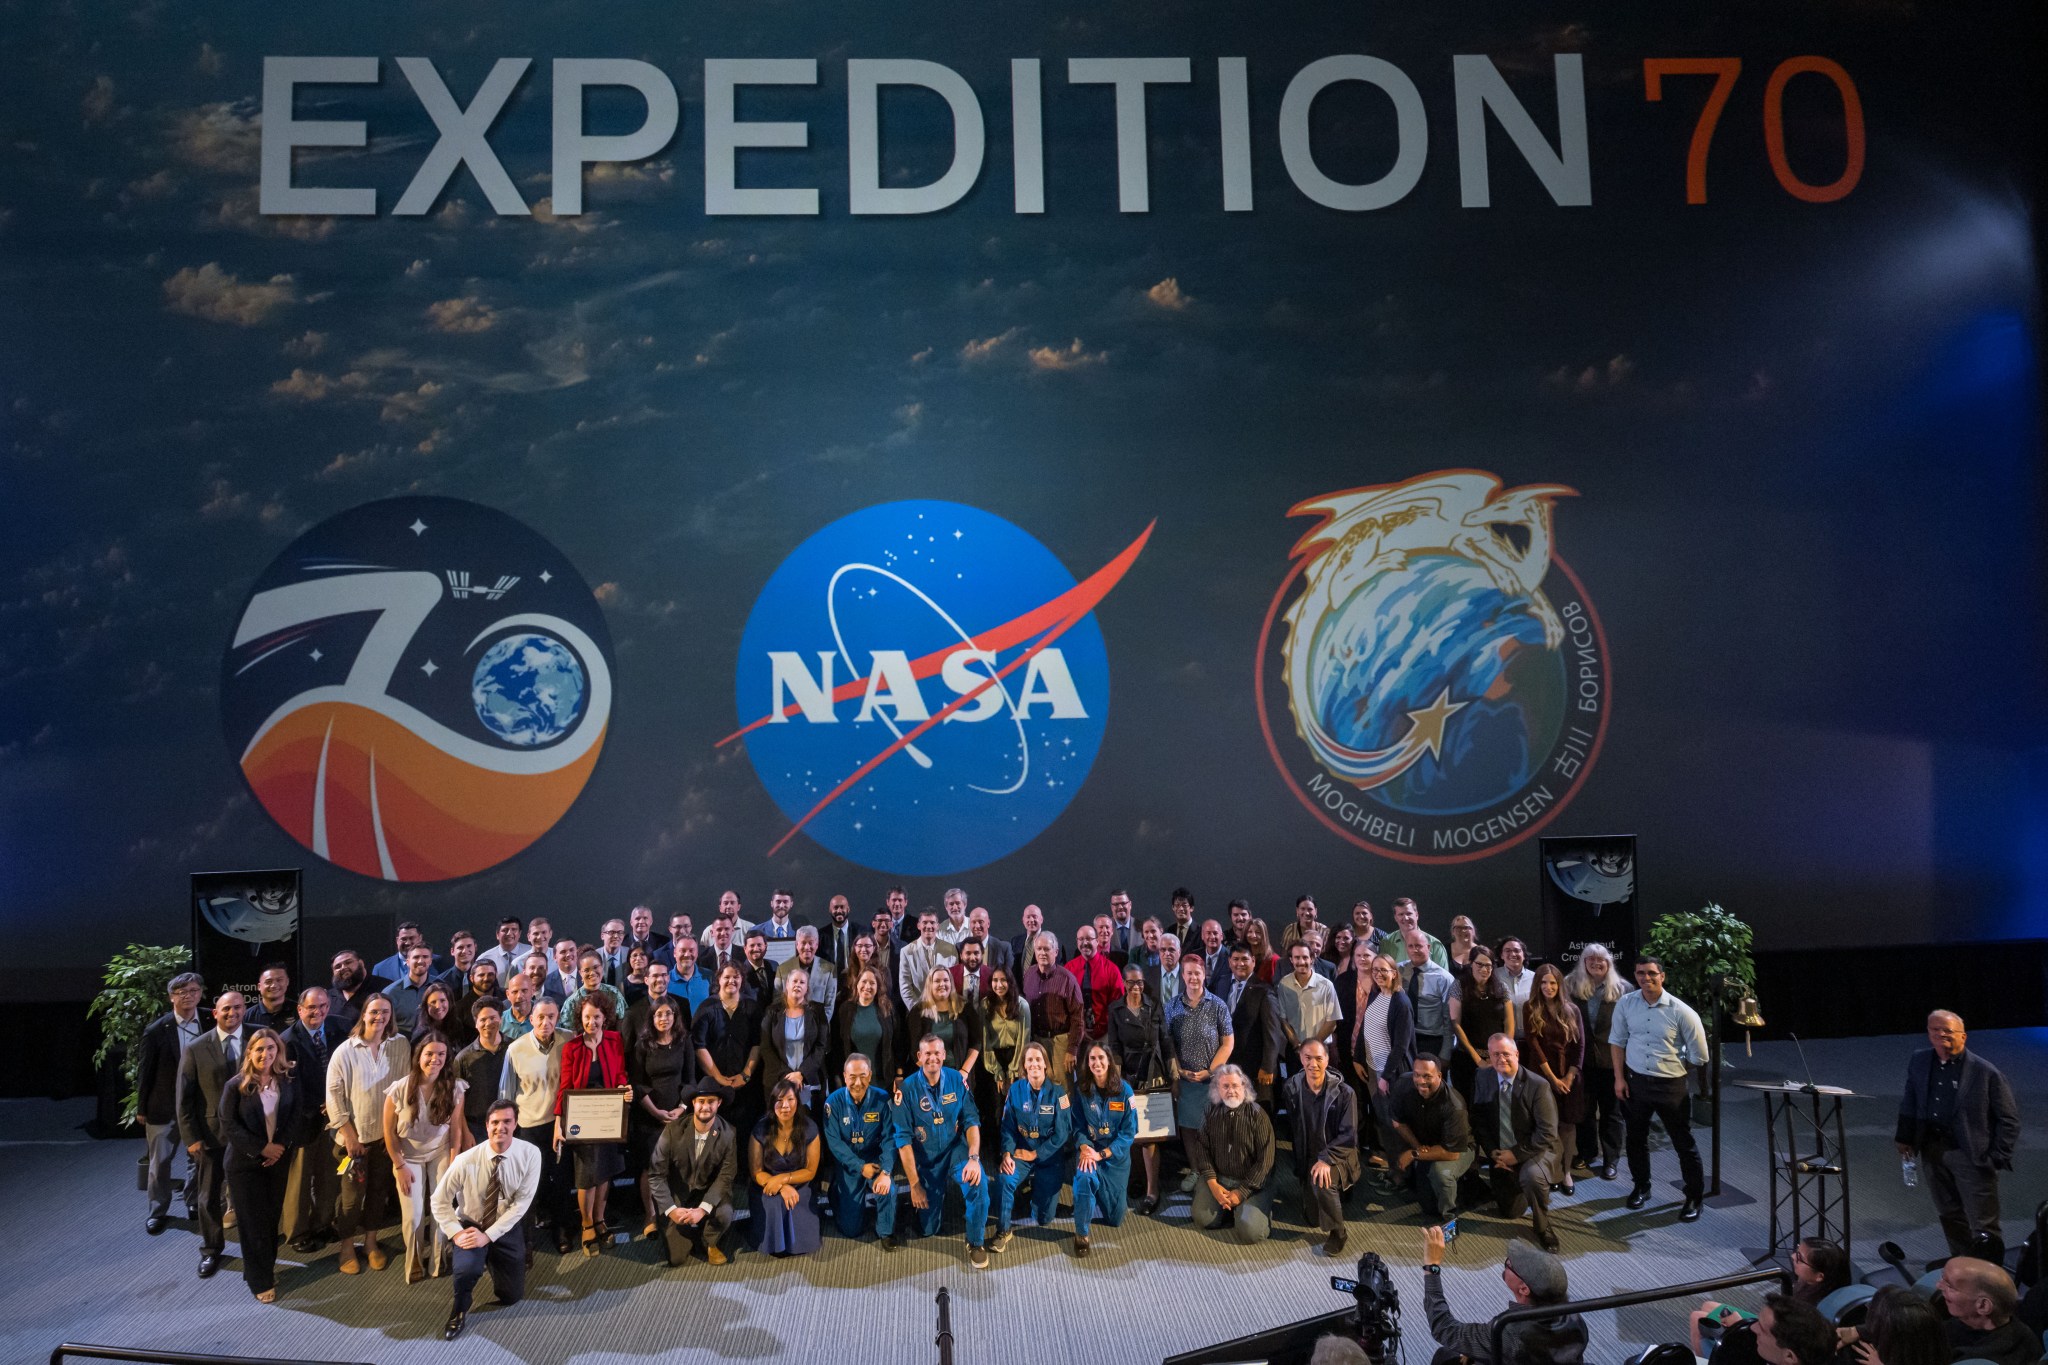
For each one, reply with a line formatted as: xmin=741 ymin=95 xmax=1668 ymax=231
xmin=822 ymin=1054 xmax=896 ymax=1242
xmin=893 ymin=1034 xmax=991 ymax=1268
xmin=991 ymin=1041 xmax=1072 ymax=1252
xmin=1069 ymin=1040 xmax=1139 ymax=1257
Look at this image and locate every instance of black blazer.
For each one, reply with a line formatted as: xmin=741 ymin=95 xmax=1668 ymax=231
xmin=755 ymin=1003 xmax=831 ymax=1102
xmin=1334 ymin=975 xmax=1417 ymax=1088
xmin=282 ymin=1018 xmax=349 ymax=1139
xmin=1224 ymin=978 xmax=1283 ymax=1078
xmin=219 ymin=1076 xmax=306 ymax=1174
xmin=829 ymin=997 xmax=904 ymax=1085
xmin=1896 ymin=1048 xmax=2020 ymax=1170
xmin=135 ymin=1011 xmax=194 ymax=1125
xmin=176 ymin=1027 xmax=251 ymax=1151
xmin=906 ymin=998 xmax=984 ymax=1074
xmin=649 ymin=1115 xmax=738 ymax=1212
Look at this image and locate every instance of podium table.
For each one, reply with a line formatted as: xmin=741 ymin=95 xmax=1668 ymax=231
xmin=1736 ymin=1080 xmax=1861 ymax=1258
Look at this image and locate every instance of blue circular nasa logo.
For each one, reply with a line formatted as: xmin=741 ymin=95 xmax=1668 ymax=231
xmin=728 ymin=501 xmax=1150 ymax=875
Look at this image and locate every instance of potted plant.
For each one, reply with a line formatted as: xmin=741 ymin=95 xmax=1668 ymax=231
xmin=1640 ymin=902 xmax=1756 ymax=1116
xmin=88 ymin=943 xmax=194 ymax=1136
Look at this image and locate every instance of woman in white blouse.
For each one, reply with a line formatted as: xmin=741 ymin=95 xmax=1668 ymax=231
xmin=325 ymin=994 xmax=411 ymax=1274
xmin=381 ymin=1031 xmax=470 ymax=1282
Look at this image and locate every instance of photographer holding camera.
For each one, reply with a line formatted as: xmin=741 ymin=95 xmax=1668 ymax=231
xmin=1420 ymin=1225 xmax=1587 ymax=1365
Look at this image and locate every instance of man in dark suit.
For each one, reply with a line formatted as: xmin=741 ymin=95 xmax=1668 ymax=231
xmin=1104 ymin=889 xmax=1138 ymax=966
xmin=281 ymin=986 xmax=349 ymax=1251
xmin=625 ymin=904 xmax=669 ymax=960
xmin=647 ymin=1081 xmax=739 ymax=1266
xmin=176 ymin=990 xmax=251 ymax=1277
xmin=820 ymin=895 xmax=859 ymax=978
xmin=1477 ymin=1035 xmax=1563 ymax=1252
xmin=136 ymin=971 xmax=206 ymax=1234
xmin=1221 ymin=945 xmax=1283 ymax=1106
xmin=1009 ymin=904 xmax=1045 ymax=974
xmin=967 ymin=906 xmax=1011 ymax=977
xmin=1896 ymin=1010 xmax=2021 ymax=1258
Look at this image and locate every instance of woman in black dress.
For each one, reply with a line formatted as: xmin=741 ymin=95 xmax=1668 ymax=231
xmin=692 ymin=964 xmax=763 ymax=1141
xmin=1524 ymin=963 xmax=1586 ymax=1194
xmin=630 ymin=997 xmax=695 ymax=1237
xmin=1449 ymin=945 xmax=1512 ymax=1103
xmin=1105 ymin=963 xmax=1166 ymax=1211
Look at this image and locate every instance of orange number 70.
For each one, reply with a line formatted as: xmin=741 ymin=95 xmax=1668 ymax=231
xmin=1644 ymin=56 xmax=1865 ymax=204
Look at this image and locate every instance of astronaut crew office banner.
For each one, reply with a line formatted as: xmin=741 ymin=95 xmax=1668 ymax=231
xmin=2 ymin=0 xmax=2043 ymax=990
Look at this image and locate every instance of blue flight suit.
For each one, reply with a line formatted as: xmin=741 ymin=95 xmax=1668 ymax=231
xmin=893 ymin=1066 xmax=988 ymax=1246
xmin=997 ymin=1077 xmax=1073 ymax=1233
xmin=1071 ymin=1081 xmax=1139 ymax=1238
xmin=823 ymin=1083 xmax=897 ymax=1239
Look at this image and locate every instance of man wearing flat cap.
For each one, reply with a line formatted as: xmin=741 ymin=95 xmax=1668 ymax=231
xmin=647 ymin=1079 xmax=738 ymax=1267
xmin=1420 ymin=1226 xmax=1588 ymax=1365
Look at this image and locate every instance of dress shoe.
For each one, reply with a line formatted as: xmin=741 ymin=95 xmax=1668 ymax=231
xmin=1073 ymin=1235 xmax=1090 ymax=1258
xmin=147 ymin=1215 xmax=168 ymax=1236
xmin=554 ymin=1228 xmax=574 ymax=1254
xmin=197 ymin=1252 xmax=222 ymax=1278
xmin=1538 ymin=1231 xmax=1562 ymax=1253
xmin=365 ymin=1238 xmax=389 ymax=1271
xmin=444 ymin=1311 xmax=467 ymax=1341
xmin=1679 ymin=1198 xmax=1703 ymax=1222
xmin=1625 ymin=1187 xmax=1653 ymax=1210
xmin=407 ymin=1261 xmax=427 ymax=1285
xmin=289 ymin=1236 xmax=321 ymax=1254
xmin=1137 ymin=1195 xmax=1160 ymax=1216
xmin=1600 ymin=1163 xmax=1620 ymax=1181
xmin=1324 ymin=1227 xmax=1349 ymax=1257
xmin=338 ymin=1243 xmax=361 ymax=1274
xmin=222 ymin=1207 xmax=238 ymax=1231
xmin=705 ymin=1246 xmax=729 ymax=1266
xmin=1560 ymin=1179 xmax=1575 ymax=1197
xmin=881 ymin=1233 xmax=903 ymax=1253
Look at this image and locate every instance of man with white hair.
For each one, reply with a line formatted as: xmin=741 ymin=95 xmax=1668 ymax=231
xmin=775 ymin=926 xmax=838 ymax=1014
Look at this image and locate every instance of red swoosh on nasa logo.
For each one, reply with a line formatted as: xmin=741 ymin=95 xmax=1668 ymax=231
xmin=716 ymin=521 xmax=1154 ymax=747
xmin=726 ymin=521 xmax=1154 ymax=858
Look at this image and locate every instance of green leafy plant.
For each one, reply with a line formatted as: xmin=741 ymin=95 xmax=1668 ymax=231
xmin=88 ymin=943 xmax=194 ymax=1123
xmin=1640 ymin=902 xmax=1756 ymax=1018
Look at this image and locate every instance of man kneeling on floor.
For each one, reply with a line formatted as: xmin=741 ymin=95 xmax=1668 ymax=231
xmin=431 ymin=1100 xmax=540 ymax=1341
xmin=1421 ymin=1225 xmax=1587 ymax=1365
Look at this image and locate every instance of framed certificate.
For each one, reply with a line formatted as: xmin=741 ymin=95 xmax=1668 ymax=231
xmin=561 ymin=1089 xmax=629 ymax=1144
xmin=1132 ymin=1090 xmax=1176 ymax=1143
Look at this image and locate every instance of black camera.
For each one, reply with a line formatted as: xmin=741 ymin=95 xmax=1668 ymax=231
xmin=1330 ymin=1251 xmax=1401 ymax=1363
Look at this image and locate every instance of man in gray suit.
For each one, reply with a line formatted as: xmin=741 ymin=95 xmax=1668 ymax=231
xmin=1479 ymin=1034 xmax=1563 ymax=1252
xmin=176 ymin=990 xmax=251 ymax=1278
xmin=648 ymin=1081 xmax=739 ymax=1266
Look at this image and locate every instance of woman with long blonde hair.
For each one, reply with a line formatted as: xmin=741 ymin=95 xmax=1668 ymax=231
xmin=220 ymin=1027 xmax=303 ymax=1302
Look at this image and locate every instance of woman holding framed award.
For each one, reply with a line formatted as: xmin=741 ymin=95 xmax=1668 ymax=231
xmin=555 ymin=999 xmax=631 ymax=1256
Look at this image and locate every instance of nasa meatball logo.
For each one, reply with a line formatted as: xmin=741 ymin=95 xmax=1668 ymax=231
xmin=725 ymin=500 xmax=1150 ymax=875
xmin=220 ymin=496 xmax=615 ymax=882
xmin=1255 ymin=471 xmax=1609 ymax=864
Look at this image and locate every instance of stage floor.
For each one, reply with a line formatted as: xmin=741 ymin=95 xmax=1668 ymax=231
xmin=5 ymin=1029 xmax=2043 ymax=1365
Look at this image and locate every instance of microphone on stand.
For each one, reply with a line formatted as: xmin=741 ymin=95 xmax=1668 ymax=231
xmin=1789 ymin=1033 xmax=1821 ymax=1095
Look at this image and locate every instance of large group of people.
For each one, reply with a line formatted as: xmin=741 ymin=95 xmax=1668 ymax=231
xmin=133 ymin=888 xmax=2032 ymax=1353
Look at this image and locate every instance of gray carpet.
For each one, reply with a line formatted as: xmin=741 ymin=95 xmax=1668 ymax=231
xmin=10 ymin=1029 xmax=2045 ymax=1365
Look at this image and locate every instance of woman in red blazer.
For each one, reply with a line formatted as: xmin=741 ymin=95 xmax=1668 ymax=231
xmin=555 ymin=997 xmax=633 ymax=1254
